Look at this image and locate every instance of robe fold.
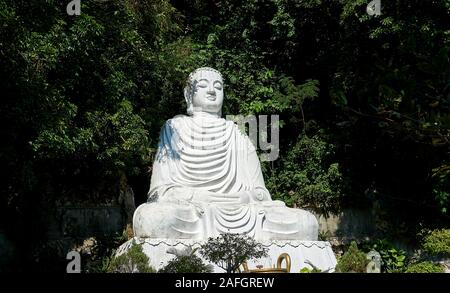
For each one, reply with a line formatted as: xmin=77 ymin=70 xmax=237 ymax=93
xmin=133 ymin=114 xmax=318 ymax=241
xmin=147 ymin=115 xmax=270 ymax=237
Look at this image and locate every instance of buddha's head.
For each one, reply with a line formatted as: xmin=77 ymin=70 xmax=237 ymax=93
xmin=184 ymin=67 xmax=224 ymax=116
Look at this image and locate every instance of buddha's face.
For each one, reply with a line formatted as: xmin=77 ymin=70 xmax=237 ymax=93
xmin=190 ymin=70 xmax=224 ymax=114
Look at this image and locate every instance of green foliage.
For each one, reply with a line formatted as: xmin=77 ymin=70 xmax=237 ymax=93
xmin=0 ymin=0 xmax=189 ymax=202
xmin=318 ymin=230 xmax=332 ymax=241
xmin=300 ymin=267 xmax=322 ymax=273
xmin=432 ymin=166 xmax=450 ymax=214
xmin=159 ymin=249 xmax=212 ymax=273
xmin=405 ymin=261 xmax=444 ymax=273
xmin=108 ymin=240 xmax=155 ymax=273
xmin=422 ymin=229 xmax=450 ymax=258
xmin=0 ymin=0 xmax=193 ymax=270
xmin=81 ymin=231 xmax=128 ymax=273
xmin=267 ymin=134 xmax=343 ymax=214
xmin=362 ymin=239 xmax=407 ymax=273
xmin=335 ymin=241 xmax=368 ymax=273
xmin=200 ymin=233 xmax=268 ymax=274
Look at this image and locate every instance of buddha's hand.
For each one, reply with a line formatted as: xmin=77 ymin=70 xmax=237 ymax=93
xmin=227 ymin=191 xmax=251 ymax=204
xmin=191 ymin=190 xmax=250 ymax=205
xmin=249 ymin=190 xmax=268 ymax=202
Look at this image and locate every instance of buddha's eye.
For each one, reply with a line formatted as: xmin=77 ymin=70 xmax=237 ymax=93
xmin=197 ymin=81 xmax=208 ymax=88
xmin=214 ymin=82 xmax=223 ymax=90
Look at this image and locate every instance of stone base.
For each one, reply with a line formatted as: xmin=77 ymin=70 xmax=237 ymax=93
xmin=117 ymin=237 xmax=337 ymax=273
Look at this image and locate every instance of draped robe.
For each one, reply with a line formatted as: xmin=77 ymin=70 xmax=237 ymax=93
xmin=133 ymin=114 xmax=318 ymax=241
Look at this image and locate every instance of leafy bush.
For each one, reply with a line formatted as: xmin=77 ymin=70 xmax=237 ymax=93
xmin=200 ymin=233 xmax=268 ymax=273
xmin=366 ymin=239 xmax=407 ymax=273
xmin=405 ymin=261 xmax=444 ymax=273
xmin=300 ymin=267 xmax=322 ymax=273
xmin=335 ymin=241 xmax=368 ymax=273
xmin=159 ymin=254 xmax=212 ymax=273
xmin=432 ymin=166 xmax=450 ymax=214
xmin=108 ymin=241 xmax=155 ymax=273
xmin=318 ymin=230 xmax=332 ymax=241
xmin=266 ymin=134 xmax=343 ymax=215
xmin=422 ymin=229 xmax=450 ymax=258
xmin=79 ymin=231 xmax=129 ymax=273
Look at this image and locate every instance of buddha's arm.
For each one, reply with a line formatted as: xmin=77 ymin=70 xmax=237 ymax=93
xmin=154 ymin=186 xmax=250 ymax=205
xmin=147 ymin=120 xmax=189 ymax=202
xmin=245 ymin=138 xmax=271 ymax=202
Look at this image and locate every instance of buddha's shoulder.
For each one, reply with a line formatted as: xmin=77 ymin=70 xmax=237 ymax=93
xmin=160 ymin=115 xmax=188 ymax=129
xmin=167 ymin=114 xmax=189 ymax=123
xmin=164 ymin=115 xmax=233 ymax=127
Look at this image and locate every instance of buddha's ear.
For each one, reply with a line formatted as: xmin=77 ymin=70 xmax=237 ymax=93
xmin=184 ymin=85 xmax=193 ymax=115
xmin=183 ymin=85 xmax=190 ymax=101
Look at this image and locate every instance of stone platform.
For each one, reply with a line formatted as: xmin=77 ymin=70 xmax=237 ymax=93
xmin=117 ymin=237 xmax=337 ymax=273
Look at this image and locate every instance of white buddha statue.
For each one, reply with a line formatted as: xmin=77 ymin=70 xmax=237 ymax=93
xmin=133 ymin=67 xmax=319 ymax=241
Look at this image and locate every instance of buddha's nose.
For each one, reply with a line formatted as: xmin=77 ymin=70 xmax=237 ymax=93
xmin=207 ymin=88 xmax=216 ymax=95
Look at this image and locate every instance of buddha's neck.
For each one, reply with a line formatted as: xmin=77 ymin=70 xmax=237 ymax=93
xmin=192 ymin=111 xmax=221 ymax=119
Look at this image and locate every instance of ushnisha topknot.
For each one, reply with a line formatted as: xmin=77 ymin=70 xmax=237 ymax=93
xmin=186 ymin=67 xmax=223 ymax=85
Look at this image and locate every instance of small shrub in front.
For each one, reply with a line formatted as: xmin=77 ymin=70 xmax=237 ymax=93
xmin=108 ymin=240 xmax=155 ymax=273
xmin=405 ymin=261 xmax=444 ymax=273
xmin=300 ymin=267 xmax=322 ymax=273
xmin=360 ymin=239 xmax=407 ymax=273
xmin=159 ymin=251 xmax=212 ymax=273
xmin=335 ymin=241 xmax=368 ymax=273
xmin=422 ymin=229 xmax=450 ymax=258
xmin=200 ymin=233 xmax=268 ymax=273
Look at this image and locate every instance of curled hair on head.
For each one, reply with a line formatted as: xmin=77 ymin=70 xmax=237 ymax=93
xmin=183 ymin=67 xmax=223 ymax=116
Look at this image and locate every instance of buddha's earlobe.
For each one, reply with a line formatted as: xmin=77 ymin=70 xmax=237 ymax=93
xmin=184 ymin=85 xmax=193 ymax=115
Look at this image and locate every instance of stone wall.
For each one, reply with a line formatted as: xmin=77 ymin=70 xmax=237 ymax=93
xmin=0 ymin=230 xmax=15 ymax=271
xmin=314 ymin=208 xmax=376 ymax=243
xmin=49 ymin=206 xmax=125 ymax=239
xmin=49 ymin=206 xmax=377 ymax=243
xmin=42 ymin=205 xmax=127 ymax=264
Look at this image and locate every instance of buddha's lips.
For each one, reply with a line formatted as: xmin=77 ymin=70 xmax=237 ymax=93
xmin=206 ymin=96 xmax=216 ymax=101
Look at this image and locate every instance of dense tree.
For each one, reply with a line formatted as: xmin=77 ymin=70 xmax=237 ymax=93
xmin=0 ymin=0 xmax=191 ymax=270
